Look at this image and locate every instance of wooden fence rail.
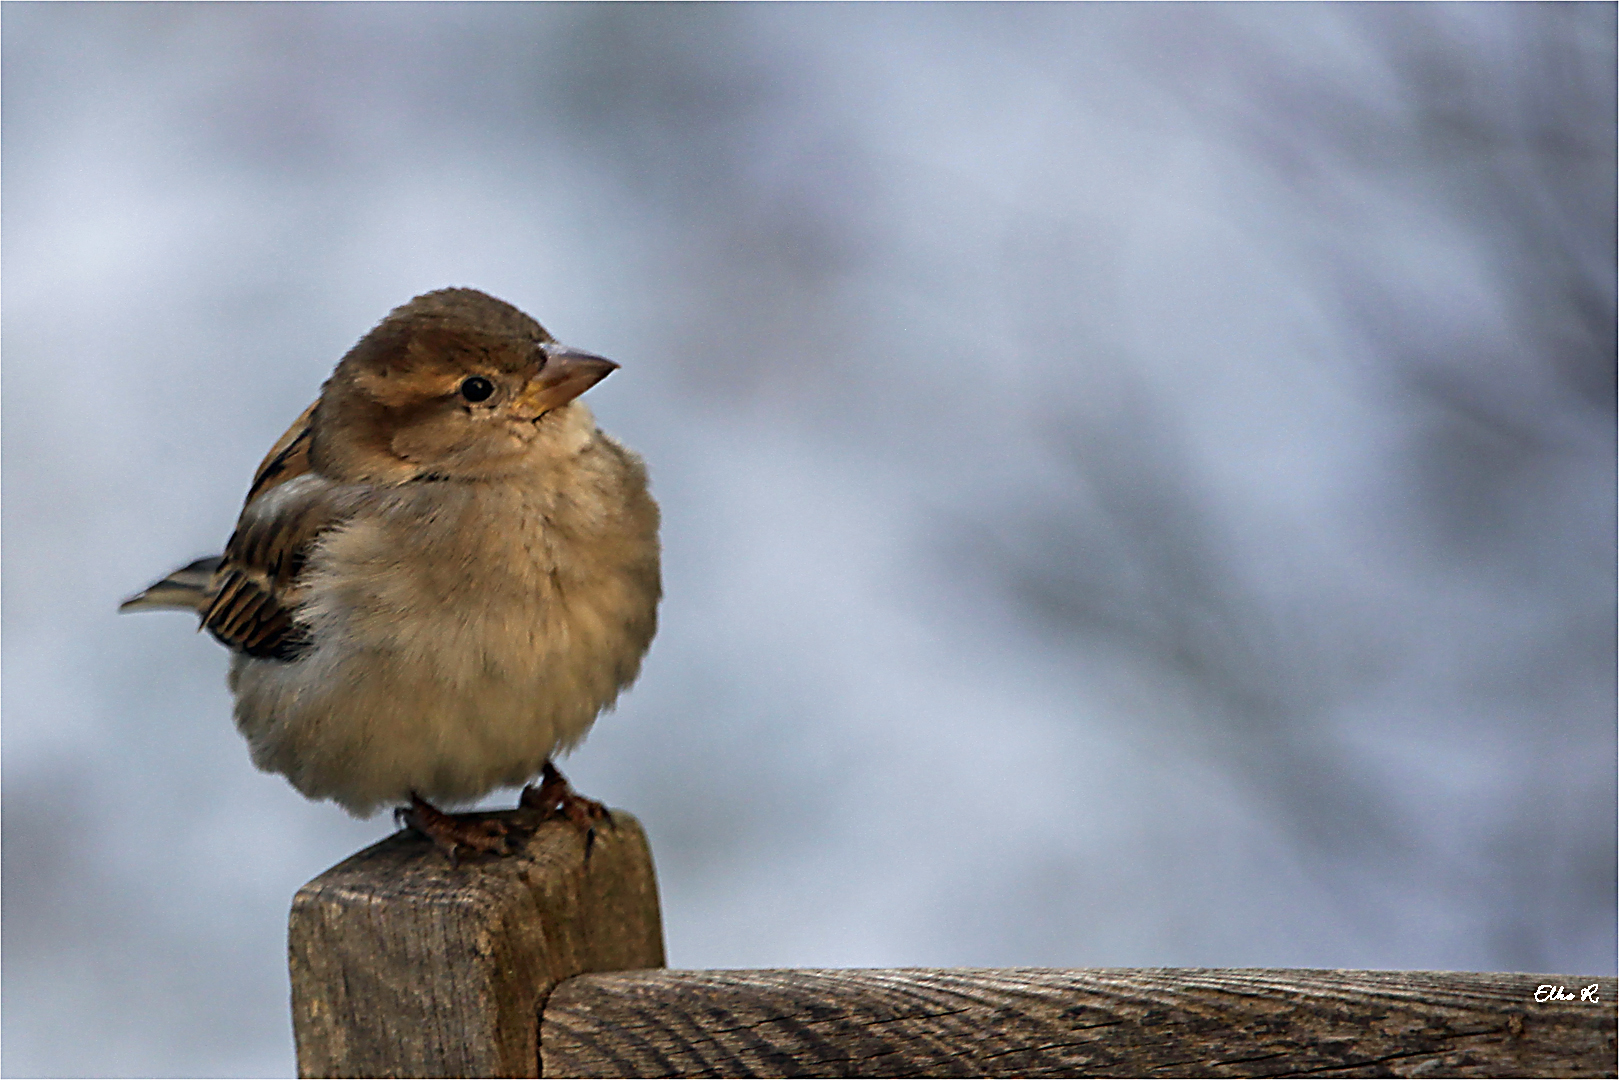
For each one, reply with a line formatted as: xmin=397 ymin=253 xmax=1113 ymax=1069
xmin=289 ymin=810 xmax=1616 ymax=1078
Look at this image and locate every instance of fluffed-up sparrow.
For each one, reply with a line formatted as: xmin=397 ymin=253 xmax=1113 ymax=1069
xmin=121 ymin=288 xmax=661 ymax=861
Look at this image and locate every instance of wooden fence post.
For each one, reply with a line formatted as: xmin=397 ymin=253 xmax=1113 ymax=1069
xmin=290 ymin=819 xmax=1615 ymax=1079
xmin=288 ymin=809 xmax=663 ymax=1079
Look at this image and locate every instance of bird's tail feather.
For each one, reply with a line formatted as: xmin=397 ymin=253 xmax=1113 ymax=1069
xmin=119 ymin=555 xmax=223 ymax=613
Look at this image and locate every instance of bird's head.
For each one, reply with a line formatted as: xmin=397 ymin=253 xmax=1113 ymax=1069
xmin=311 ymin=288 xmax=618 ymax=482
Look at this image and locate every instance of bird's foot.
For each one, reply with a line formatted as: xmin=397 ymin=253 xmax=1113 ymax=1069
xmin=395 ymin=793 xmax=511 ymax=868
xmin=520 ymin=761 xmax=614 ymax=855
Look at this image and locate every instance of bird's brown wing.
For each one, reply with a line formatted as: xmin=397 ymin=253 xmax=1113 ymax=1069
xmin=203 ymin=404 xmax=348 ymax=661
xmin=244 ymin=400 xmax=318 ymax=504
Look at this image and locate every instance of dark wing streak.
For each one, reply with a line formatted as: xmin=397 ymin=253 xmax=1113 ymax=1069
xmin=203 ymin=462 xmax=352 ymax=662
xmin=243 ymin=401 xmax=318 ymax=505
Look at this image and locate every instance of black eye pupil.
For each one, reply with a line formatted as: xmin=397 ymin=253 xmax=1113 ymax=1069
xmin=460 ymin=376 xmax=494 ymax=402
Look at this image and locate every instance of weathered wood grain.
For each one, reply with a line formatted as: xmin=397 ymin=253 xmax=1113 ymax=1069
xmin=289 ymin=809 xmax=663 ymax=1079
xmin=540 ymin=967 xmax=1617 ymax=1078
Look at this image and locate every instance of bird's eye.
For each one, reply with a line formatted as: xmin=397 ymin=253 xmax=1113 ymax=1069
xmin=459 ymin=376 xmax=495 ymax=403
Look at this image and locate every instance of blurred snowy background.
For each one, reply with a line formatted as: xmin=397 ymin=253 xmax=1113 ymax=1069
xmin=3 ymin=4 xmax=1613 ymax=1076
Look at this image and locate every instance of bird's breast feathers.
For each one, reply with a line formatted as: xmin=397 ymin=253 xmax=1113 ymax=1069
xmin=228 ymin=425 xmax=660 ymax=814
xmin=302 ymin=444 xmax=659 ymax=687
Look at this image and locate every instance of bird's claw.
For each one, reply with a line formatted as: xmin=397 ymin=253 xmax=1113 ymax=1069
xmin=397 ymin=793 xmax=512 ymax=868
xmin=520 ymin=762 xmax=614 ymax=856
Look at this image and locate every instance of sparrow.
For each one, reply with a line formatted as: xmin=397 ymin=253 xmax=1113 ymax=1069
xmin=120 ymin=288 xmax=661 ymax=862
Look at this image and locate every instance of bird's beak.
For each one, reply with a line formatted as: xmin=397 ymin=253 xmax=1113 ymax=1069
xmin=519 ymin=345 xmax=619 ymax=418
